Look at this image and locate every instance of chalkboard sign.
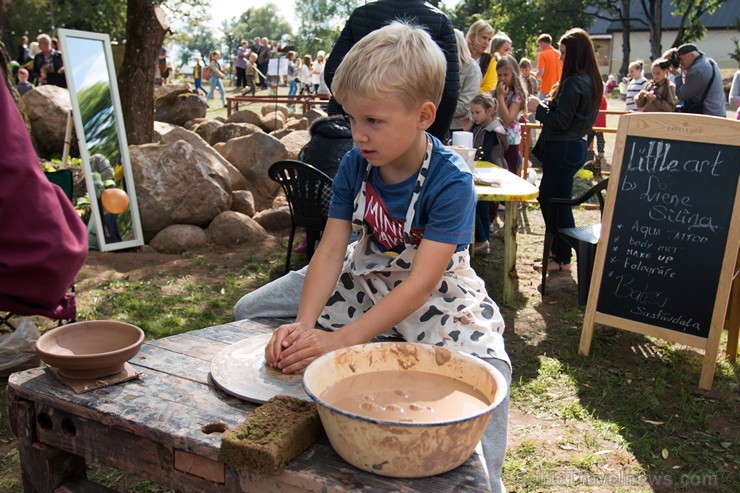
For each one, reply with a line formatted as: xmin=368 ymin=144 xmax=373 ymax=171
xmin=581 ymin=113 xmax=740 ymax=390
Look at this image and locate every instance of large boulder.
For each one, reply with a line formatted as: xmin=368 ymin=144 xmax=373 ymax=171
xmin=280 ymin=130 xmax=310 ymax=160
xmin=192 ymin=119 xmax=223 ymax=144
xmin=154 ymin=89 xmax=208 ymax=126
xmin=154 ymin=82 xmax=192 ymax=100
xmin=22 ymin=85 xmax=72 ymax=158
xmin=285 ymin=117 xmax=309 ymax=131
xmin=260 ymin=103 xmax=290 ymax=119
xmin=205 ymin=211 xmax=270 ymax=246
xmin=208 ymin=122 xmax=262 ymax=146
xmin=226 ymin=109 xmax=262 ymax=126
xmin=215 ymin=132 xmax=289 ymax=211
xmin=304 ymin=108 xmax=328 ymax=126
xmin=254 ymin=206 xmax=291 ymax=233
xmin=129 ymin=139 xmax=232 ymax=240
xmin=154 ymin=122 xmax=248 ymax=191
xmin=260 ymin=111 xmax=285 ymax=132
xmin=184 ymin=117 xmax=208 ymax=130
xmin=150 ymin=224 xmax=208 ymax=253
xmin=231 ymin=190 xmax=256 ymax=217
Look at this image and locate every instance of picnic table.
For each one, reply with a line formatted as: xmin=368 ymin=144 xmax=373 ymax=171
xmin=7 ymin=319 xmax=493 ymax=492
xmin=226 ymin=95 xmax=330 ymax=117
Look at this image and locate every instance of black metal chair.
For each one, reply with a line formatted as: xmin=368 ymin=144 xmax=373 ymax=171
xmin=541 ymin=178 xmax=609 ymax=305
xmin=268 ymin=160 xmax=334 ymax=274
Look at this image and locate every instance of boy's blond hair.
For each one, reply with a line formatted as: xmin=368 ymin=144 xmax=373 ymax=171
xmin=519 ymin=57 xmax=532 ymax=69
xmin=331 ymin=22 xmax=445 ymax=110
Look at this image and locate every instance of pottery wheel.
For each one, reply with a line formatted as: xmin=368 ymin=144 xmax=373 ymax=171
xmin=210 ymin=333 xmax=309 ymax=404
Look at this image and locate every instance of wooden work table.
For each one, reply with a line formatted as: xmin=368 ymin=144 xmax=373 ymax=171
xmin=8 ymin=319 xmax=492 ymax=492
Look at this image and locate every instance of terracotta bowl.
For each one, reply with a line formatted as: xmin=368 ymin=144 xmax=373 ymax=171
xmin=302 ymin=342 xmax=508 ymax=478
xmin=35 ymin=321 xmax=145 ymax=379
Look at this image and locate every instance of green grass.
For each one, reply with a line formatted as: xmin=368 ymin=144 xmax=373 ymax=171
xmin=1 ymin=209 xmax=738 ymax=491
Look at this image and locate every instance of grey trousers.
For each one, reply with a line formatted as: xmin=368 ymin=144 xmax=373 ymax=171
xmin=234 ymin=267 xmax=511 ymax=492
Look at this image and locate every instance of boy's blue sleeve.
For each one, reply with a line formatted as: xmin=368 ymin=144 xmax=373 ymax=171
xmin=419 ymin=149 xmax=475 ymax=246
xmin=422 ymin=171 xmax=475 ymax=246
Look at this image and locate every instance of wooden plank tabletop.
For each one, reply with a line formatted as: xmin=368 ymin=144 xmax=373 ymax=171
xmin=7 ymin=319 xmax=492 ymax=492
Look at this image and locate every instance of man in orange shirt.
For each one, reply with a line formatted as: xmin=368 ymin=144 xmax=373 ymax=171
xmin=535 ymin=33 xmax=562 ymax=99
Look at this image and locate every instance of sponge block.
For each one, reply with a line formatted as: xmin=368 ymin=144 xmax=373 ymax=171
xmin=221 ymin=395 xmax=323 ymax=474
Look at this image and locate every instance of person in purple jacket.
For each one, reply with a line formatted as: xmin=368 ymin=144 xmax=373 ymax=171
xmin=0 ymin=59 xmax=87 ymax=319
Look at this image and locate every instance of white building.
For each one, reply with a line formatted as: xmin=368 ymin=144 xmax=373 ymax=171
xmin=589 ymin=0 xmax=740 ymax=76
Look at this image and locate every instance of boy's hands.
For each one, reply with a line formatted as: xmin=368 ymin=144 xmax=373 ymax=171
xmin=264 ymin=323 xmax=347 ymax=374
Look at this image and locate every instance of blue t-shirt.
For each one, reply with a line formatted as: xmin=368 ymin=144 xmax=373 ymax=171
xmin=328 ymin=135 xmax=475 ymax=253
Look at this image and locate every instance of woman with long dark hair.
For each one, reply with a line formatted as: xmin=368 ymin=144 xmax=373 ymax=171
xmin=527 ymin=28 xmax=603 ymax=272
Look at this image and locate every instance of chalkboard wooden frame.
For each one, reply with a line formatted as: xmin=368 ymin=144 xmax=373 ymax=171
xmin=580 ymin=113 xmax=740 ymax=390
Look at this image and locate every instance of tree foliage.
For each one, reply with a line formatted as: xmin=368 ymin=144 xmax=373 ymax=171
xmin=670 ymin=0 xmax=725 ymax=47
xmin=450 ymin=0 xmax=593 ymax=61
xmin=171 ymin=25 xmax=217 ymax=66
xmin=294 ymin=0 xmax=361 ymax=56
xmin=223 ymin=4 xmax=293 ymax=53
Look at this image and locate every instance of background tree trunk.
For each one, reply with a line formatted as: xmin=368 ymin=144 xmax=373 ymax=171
xmin=119 ymin=0 xmax=166 ymax=145
xmin=619 ymin=0 xmax=631 ymax=78
xmin=645 ymin=0 xmax=664 ymax=60
xmin=0 ymin=0 xmax=13 ymax=52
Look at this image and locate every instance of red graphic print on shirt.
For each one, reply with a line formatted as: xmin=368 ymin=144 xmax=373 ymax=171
xmin=364 ymin=181 xmax=424 ymax=251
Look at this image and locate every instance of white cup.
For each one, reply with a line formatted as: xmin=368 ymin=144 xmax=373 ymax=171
xmin=452 ymin=131 xmax=474 ymax=148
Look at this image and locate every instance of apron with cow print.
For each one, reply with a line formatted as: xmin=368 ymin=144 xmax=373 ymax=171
xmin=318 ymin=138 xmax=507 ymax=362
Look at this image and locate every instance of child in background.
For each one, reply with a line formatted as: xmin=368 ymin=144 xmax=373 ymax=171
xmin=206 ymin=50 xmax=227 ymax=107
xmin=240 ymin=53 xmax=258 ymax=96
xmin=635 ymin=59 xmax=677 ymax=113
xmin=16 ymin=68 xmax=33 ymax=96
xmin=585 ymin=94 xmax=608 ymax=176
xmin=312 ymin=50 xmax=325 ymax=95
xmin=605 ymin=74 xmax=617 ymax=95
xmin=286 ymin=51 xmax=298 ymax=103
xmin=624 ymin=60 xmax=647 ymax=111
xmin=234 ymin=23 xmax=510 ymax=493
xmin=519 ymin=58 xmax=539 ymax=99
xmin=192 ymin=56 xmax=207 ymax=96
xmin=298 ymin=54 xmax=313 ymax=94
xmin=463 ymin=93 xmax=508 ymax=254
xmin=495 ymin=55 xmax=526 ymax=176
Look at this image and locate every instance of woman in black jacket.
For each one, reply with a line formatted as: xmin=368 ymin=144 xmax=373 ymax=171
xmin=527 ymin=28 xmax=603 ymax=271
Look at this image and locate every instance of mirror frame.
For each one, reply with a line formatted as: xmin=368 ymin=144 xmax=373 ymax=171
xmin=57 ymin=28 xmax=144 ymax=252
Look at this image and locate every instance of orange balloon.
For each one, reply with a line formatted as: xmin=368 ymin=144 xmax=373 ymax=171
xmin=101 ymin=188 xmax=129 ymax=214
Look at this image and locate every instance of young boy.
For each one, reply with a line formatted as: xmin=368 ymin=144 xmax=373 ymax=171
xmin=518 ymin=57 xmax=539 ymax=98
xmin=240 ymin=52 xmax=258 ymax=97
xmin=234 ymin=23 xmax=510 ymax=492
xmin=16 ymin=68 xmax=34 ymax=96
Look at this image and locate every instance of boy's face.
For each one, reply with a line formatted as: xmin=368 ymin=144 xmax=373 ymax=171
xmin=18 ymin=71 xmax=28 ymax=83
xmin=343 ymin=95 xmax=434 ymax=172
xmin=520 ymin=66 xmax=530 ymax=77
